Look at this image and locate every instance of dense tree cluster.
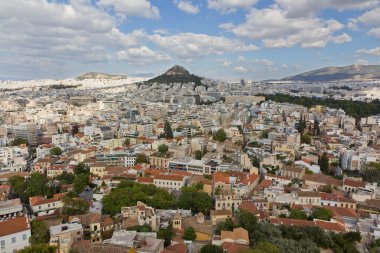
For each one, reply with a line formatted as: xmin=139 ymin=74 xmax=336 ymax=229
xmin=102 ymin=181 xmax=176 ymax=216
xmin=248 ymin=222 xmax=361 ymax=253
xmin=11 ymin=138 xmax=28 ymax=146
xmin=61 ymin=197 xmax=89 ymax=217
xmin=157 ymin=223 xmax=174 ymax=247
xmin=49 ymin=147 xmax=63 ymax=156
xmin=363 ymin=162 xmax=380 ymax=185
xmin=264 ymin=94 xmax=380 ymax=119
xmin=135 ymin=153 xmax=149 ymax=164
xmin=177 ymin=185 xmax=213 ymax=214
xmin=9 ymin=173 xmax=57 ymax=203
xmin=158 ymin=144 xmax=169 ymax=154
xmin=213 ymin=128 xmax=227 ymax=142
xmin=183 ymin=227 xmax=196 ymax=240
xmin=163 ymin=120 xmax=173 ymax=139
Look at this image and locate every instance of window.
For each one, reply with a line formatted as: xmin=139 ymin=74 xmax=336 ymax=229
xmin=12 ymin=237 xmax=16 ymax=243
xmin=23 ymin=234 xmax=27 ymax=241
xmin=1 ymin=240 xmax=5 ymax=249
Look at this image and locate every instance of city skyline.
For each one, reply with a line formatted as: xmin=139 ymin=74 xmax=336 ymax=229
xmin=1 ymin=0 xmax=380 ymax=80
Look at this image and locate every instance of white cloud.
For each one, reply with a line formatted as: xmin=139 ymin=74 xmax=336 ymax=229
xmin=256 ymin=59 xmax=274 ymax=66
xmin=368 ymin=28 xmax=380 ymax=39
xmin=174 ymin=0 xmax=199 ymax=14
xmin=149 ymin=33 xmax=258 ymax=59
xmin=97 ymin=0 xmax=160 ymax=19
xmin=115 ymin=46 xmax=171 ymax=64
xmin=221 ymin=7 xmax=351 ymax=48
xmin=207 ymin=0 xmax=258 ymax=14
xmin=356 ymin=59 xmax=369 ymax=65
xmin=349 ymin=7 xmax=380 ymax=40
xmin=235 ymin=66 xmax=249 ymax=73
xmin=0 ymin=0 xmax=168 ymax=78
xmin=357 ymin=47 xmax=380 ymax=56
xmin=275 ymin=0 xmax=380 ymax=18
xmin=222 ymin=60 xmax=232 ymax=66
xmin=153 ymin=29 xmax=170 ymax=35
xmin=333 ymin=33 xmax=352 ymax=44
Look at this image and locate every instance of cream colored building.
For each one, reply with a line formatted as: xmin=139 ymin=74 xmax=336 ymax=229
xmin=49 ymin=223 xmax=83 ymax=253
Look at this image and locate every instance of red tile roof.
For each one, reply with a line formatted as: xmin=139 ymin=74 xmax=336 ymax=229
xmin=343 ymin=178 xmax=365 ymax=188
xmin=239 ymin=201 xmax=260 ymax=215
xmin=0 ymin=216 xmax=29 ymax=237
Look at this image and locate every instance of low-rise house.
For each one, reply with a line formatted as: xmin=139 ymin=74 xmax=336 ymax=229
xmin=47 ymin=165 xmax=65 ymax=178
xmin=149 ymin=152 xmax=174 ymax=169
xmin=121 ymin=201 xmax=159 ymax=231
xmin=210 ymin=209 xmax=232 ymax=225
xmin=0 ymin=184 xmax=11 ymax=201
xmin=29 ymin=193 xmax=65 ymax=217
xmin=215 ymin=195 xmax=242 ymax=211
xmin=33 ymin=157 xmax=52 ymax=174
xmin=0 ymin=216 xmax=31 ymax=253
xmin=153 ymin=174 xmax=186 ymax=191
xmin=304 ymin=173 xmax=341 ymax=190
xmin=297 ymin=191 xmax=321 ymax=206
xmin=49 ymin=223 xmax=83 ymax=253
xmin=220 ymin=228 xmax=249 ymax=245
xmin=280 ymin=165 xmax=304 ymax=179
xmin=343 ymin=177 xmax=365 ymax=193
xmin=106 ymin=230 xmax=164 ymax=253
xmin=0 ymin=198 xmax=23 ymax=219
xmin=69 ymin=213 xmax=114 ymax=243
xmin=270 ymin=218 xmax=345 ymax=233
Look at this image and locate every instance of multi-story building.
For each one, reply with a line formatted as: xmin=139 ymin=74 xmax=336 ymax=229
xmin=153 ymin=174 xmax=186 ymax=191
xmin=215 ymin=195 xmax=242 ymax=211
xmin=280 ymin=165 xmax=305 ymax=180
xmin=121 ymin=202 xmax=159 ymax=231
xmin=29 ymin=193 xmax=65 ymax=217
xmin=0 ymin=198 xmax=23 ymax=219
xmin=149 ymin=152 xmax=174 ymax=169
xmin=0 ymin=216 xmax=31 ymax=253
xmin=49 ymin=223 xmax=83 ymax=253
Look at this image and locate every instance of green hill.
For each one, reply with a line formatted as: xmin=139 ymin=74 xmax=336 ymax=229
xmin=145 ymin=65 xmax=203 ymax=86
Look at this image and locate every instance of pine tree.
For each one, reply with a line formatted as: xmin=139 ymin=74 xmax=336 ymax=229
xmin=164 ymin=121 xmax=173 ymax=139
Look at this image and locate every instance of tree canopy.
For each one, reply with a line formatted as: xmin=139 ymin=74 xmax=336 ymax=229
xmin=200 ymin=244 xmax=223 ymax=253
xmin=183 ymin=226 xmax=196 ymax=241
xmin=163 ymin=120 xmax=173 ymax=139
xmin=135 ymin=153 xmax=149 ymax=164
xmin=158 ymin=144 xmax=169 ymax=154
xmin=177 ymin=186 xmax=212 ymax=214
xmin=61 ymin=197 xmax=89 ymax=216
xmin=213 ymin=128 xmax=227 ymax=142
xmin=73 ymin=174 xmax=89 ymax=194
xmin=30 ymin=220 xmax=49 ymax=245
xmin=289 ymin=209 xmax=308 ymax=220
xmin=102 ymin=181 xmax=176 ymax=216
xmin=50 ymin=147 xmax=63 ymax=156
xmin=11 ymin=138 xmax=28 ymax=146
xmin=263 ymin=93 xmax=380 ymax=119
xmin=312 ymin=207 xmax=333 ymax=221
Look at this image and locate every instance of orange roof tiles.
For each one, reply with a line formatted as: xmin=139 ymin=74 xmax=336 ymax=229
xmin=343 ymin=178 xmax=365 ymax=188
xmin=0 ymin=216 xmax=29 ymax=237
xmin=239 ymin=201 xmax=260 ymax=215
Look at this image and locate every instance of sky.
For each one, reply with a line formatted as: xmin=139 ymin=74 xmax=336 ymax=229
xmin=1 ymin=0 xmax=380 ymax=81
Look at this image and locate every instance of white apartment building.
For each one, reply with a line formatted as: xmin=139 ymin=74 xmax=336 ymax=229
xmin=0 ymin=199 xmax=23 ymax=219
xmin=0 ymin=216 xmax=31 ymax=253
xmin=29 ymin=193 xmax=65 ymax=217
xmin=153 ymin=174 xmax=186 ymax=191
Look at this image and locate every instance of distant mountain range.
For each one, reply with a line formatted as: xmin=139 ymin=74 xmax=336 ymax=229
xmin=76 ymin=72 xmax=128 ymax=80
xmin=282 ymin=64 xmax=380 ymax=82
xmin=145 ymin=65 xmax=203 ymax=86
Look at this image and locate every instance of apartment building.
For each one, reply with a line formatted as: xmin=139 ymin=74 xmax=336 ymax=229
xmin=49 ymin=223 xmax=83 ymax=253
xmin=0 ymin=216 xmax=31 ymax=253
